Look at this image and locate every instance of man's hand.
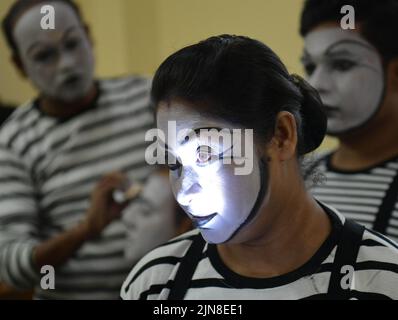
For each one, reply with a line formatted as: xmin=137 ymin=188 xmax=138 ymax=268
xmin=83 ymin=172 xmax=128 ymax=238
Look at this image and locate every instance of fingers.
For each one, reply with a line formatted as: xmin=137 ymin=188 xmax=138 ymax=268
xmin=94 ymin=172 xmax=128 ymax=196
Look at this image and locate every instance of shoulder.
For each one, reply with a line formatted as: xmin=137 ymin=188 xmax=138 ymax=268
xmin=121 ymin=229 xmax=200 ymax=300
xmin=354 ymin=228 xmax=398 ymax=299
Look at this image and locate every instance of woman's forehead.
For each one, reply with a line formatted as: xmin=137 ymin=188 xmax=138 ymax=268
xmin=156 ymin=100 xmax=238 ymax=135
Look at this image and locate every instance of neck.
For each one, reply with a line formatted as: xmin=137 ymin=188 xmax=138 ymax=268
xmin=40 ymin=84 xmax=97 ymax=118
xmin=217 ymin=182 xmax=331 ymax=278
xmin=333 ymin=110 xmax=398 ymax=170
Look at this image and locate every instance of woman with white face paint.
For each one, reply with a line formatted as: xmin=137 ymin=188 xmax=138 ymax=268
xmin=301 ymin=0 xmax=398 ymax=241
xmin=122 ymin=35 xmax=398 ymax=300
xmin=0 ymin=0 xmax=163 ymax=300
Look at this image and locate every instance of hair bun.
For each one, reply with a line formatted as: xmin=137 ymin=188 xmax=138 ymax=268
xmin=290 ymin=74 xmax=327 ymax=154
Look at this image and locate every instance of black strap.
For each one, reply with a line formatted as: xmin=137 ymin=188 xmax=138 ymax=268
xmin=373 ymin=170 xmax=398 ymax=234
xmin=327 ymin=219 xmax=365 ymax=300
xmin=168 ymin=234 xmax=206 ymax=300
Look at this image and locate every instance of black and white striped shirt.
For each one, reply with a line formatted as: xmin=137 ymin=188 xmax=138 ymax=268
xmin=121 ymin=204 xmax=398 ymax=300
xmin=0 ymin=76 xmax=155 ymax=299
xmin=309 ymin=152 xmax=398 ymax=242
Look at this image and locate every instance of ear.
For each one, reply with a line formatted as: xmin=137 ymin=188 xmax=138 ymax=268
xmin=11 ymin=54 xmax=27 ymax=78
xmin=268 ymin=111 xmax=298 ymax=162
xmin=83 ymin=24 xmax=94 ymax=47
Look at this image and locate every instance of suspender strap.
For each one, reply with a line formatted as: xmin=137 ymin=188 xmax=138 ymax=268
xmin=327 ymin=219 xmax=365 ymax=300
xmin=168 ymin=234 xmax=206 ymax=300
xmin=373 ymin=170 xmax=398 ymax=234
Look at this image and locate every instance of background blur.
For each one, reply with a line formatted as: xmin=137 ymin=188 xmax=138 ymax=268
xmin=0 ymin=0 xmax=337 ymax=150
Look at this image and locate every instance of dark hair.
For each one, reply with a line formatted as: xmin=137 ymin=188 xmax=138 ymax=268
xmin=2 ymin=0 xmax=83 ymax=58
xmin=300 ymin=0 xmax=398 ymax=63
xmin=151 ymin=34 xmax=327 ymax=156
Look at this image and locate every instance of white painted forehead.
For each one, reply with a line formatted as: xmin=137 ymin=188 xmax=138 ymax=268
xmin=13 ymin=2 xmax=82 ymax=45
xmin=157 ymin=102 xmax=241 ymax=135
xmin=304 ymin=27 xmax=375 ymax=57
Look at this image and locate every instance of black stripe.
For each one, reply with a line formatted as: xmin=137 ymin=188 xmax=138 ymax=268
xmin=355 ymin=261 xmax=398 ymax=274
xmin=0 ymin=214 xmax=38 ymax=227
xmin=56 ymin=265 xmax=132 ymax=278
xmin=366 ymin=228 xmax=398 ymax=250
xmin=361 ymin=239 xmax=387 ymax=247
xmin=139 ymin=280 xmax=174 ymax=300
xmin=0 ymin=160 xmax=26 ymax=171
xmin=124 ymin=257 xmax=182 ymax=294
xmin=0 ymin=175 xmax=31 ymax=184
xmin=0 ymin=192 xmax=35 ymax=202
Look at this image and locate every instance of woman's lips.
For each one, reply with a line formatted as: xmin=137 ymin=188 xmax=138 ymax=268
xmin=186 ymin=211 xmax=217 ymax=228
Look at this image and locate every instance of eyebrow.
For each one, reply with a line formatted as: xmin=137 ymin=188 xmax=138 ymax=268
xmin=26 ymin=26 xmax=81 ymax=55
xmin=163 ymin=127 xmax=225 ymax=150
xmin=303 ymin=39 xmax=377 ymax=62
xmin=325 ymin=39 xmax=376 ymax=55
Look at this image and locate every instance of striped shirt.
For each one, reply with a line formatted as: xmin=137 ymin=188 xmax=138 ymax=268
xmin=0 ymin=76 xmax=155 ymax=299
xmin=121 ymin=204 xmax=398 ymax=300
xmin=309 ymin=152 xmax=398 ymax=241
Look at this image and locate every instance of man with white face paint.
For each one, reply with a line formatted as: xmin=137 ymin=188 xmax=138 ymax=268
xmin=301 ymin=0 xmax=398 ymax=241
xmin=0 ymin=0 xmax=175 ymax=300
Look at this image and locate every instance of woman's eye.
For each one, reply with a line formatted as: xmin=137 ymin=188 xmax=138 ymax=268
xmin=330 ymin=59 xmax=356 ymax=72
xmin=196 ymin=146 xmax=216 ymax=166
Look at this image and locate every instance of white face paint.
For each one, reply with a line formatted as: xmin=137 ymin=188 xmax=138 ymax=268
xmin=123 ymin=173 xmax=177 ymax=262
xmin=157 ymin=101 xmax=264 ymax=244
xmin=303 ymin=27 xmax=384 ymax=135
xmin=13 ymin=2 xmax=95 ymax=102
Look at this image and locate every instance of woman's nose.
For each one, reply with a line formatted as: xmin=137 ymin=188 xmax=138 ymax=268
xmin=175 ymin=167 xmax=202 ymax=207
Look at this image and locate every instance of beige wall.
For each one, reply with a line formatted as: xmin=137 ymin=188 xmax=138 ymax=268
xmin=0 ymin=0 xmax=337 ymax=150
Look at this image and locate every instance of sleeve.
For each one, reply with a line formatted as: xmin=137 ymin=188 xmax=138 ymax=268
xmin=0 ymin=145 xmax=41 ymax=289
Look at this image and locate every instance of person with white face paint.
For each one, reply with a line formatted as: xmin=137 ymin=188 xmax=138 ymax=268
xmin=122 ymin=35 xmax=398 ymax=300
xmin=300 ymin=0 xmax=398 ymax=241
xmin=0 ymin=0 xmax=176 ymax=300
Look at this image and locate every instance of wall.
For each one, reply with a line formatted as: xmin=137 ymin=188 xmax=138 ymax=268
xmin=0 ymin=0 xmax=337 ymax=149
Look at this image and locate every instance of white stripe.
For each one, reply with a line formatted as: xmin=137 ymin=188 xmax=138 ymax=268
xmin=316 ymin=180 xmax=389 ymax=190
xmin=325 ymin=172 xmax=393 ymax=183
xmin=313 ymin=195 xmax=382 ymax=205
xmin=313 ymin=188 xmax=385 ymax=197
